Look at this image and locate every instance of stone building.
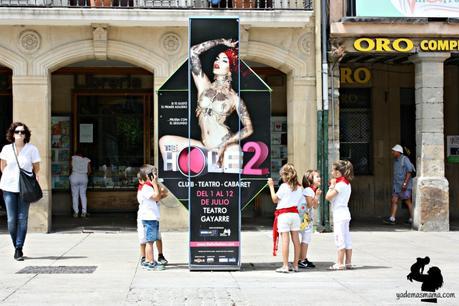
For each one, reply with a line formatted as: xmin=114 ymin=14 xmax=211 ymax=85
xmin=0 ymin=1 xmax=319 ymax=231
xmin=329 ymin=0 xmax=459 ymax=231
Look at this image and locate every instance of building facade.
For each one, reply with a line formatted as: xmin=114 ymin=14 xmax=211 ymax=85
xmin=0 ymin=1 xmax=319 ymax=232
xmin=329 ymin=0 xmax=459 ymax=231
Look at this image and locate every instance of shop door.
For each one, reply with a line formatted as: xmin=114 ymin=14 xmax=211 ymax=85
xmin=72 ymin=93 xmax=153 ymax=212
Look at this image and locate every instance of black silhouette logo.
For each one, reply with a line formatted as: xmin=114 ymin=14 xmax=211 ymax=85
xmin=407 ymin=256 xmax=444 ymax=303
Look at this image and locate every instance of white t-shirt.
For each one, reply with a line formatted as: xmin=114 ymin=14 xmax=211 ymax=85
xmin=330 ymin=181 xmax=352 ymax=222
xmin=301 ymin=187 xmax=316 ymax=230
xmin=71 ymin=155 xmax=91 ymax=174
xmin=276 ymin=183 xmax=303 ymax=210
xmin=0 ymin=143 xmax=41 ymax=193
xmin=137 ymin=184 xmax=160 ymax=221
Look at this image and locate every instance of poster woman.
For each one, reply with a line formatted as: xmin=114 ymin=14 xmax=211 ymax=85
xmin=159 ymin=38 xmax=253 ymax=168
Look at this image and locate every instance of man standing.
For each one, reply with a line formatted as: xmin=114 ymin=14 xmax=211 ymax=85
xmin=383 ymin=144 xmax=415 ymax=225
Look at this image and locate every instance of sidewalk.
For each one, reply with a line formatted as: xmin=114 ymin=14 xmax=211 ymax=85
xmin=1 ymin=228 xmax=458 ymax=306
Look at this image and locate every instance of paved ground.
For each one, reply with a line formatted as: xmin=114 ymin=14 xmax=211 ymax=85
xmin=0 ymin=225 xmax=458 ymax=306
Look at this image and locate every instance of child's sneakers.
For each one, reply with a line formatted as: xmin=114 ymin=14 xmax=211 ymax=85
xmin=142 ymin=261 xmax=165 ymax=271
xmin=298 ymin=259 xmax=316 ymax=269
xmin=157 ymin=254 xmax=168 ymax=265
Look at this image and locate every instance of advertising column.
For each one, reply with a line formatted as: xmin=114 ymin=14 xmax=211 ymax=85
xmin=158 ymin=17 xmax=271 ymax=270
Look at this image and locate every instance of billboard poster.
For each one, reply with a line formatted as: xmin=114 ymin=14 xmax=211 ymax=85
xmin=356 ymin=0 xmax=459 ymax=17
xmin=158 ymin=17 xmax=271 ymax=270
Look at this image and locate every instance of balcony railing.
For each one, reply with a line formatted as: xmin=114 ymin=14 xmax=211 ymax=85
xmin=0 ymin=0 xmax=313 ymax=10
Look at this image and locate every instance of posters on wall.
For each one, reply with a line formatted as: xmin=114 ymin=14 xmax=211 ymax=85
xmin=51 ymin=116 xmax=71 ymax=189
xmin=447 ymin=136 xmax=459 ymax=163
xmin=158 ymin=17 xmax=271 ymax=270
xmin=356 ymin=0 xmax=459 ymax=17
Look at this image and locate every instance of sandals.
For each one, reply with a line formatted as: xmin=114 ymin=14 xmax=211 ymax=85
xmin=328 ymin=263 xmax=346 ymax=270
xmin=275 ymin=266 xmax=289 ymax=273
xmin=345 ymin=264 xmax=354 ymax=270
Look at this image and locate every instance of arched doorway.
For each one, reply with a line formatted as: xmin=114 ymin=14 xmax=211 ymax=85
xmin=242 ymin=62 xmax=287 ymax=228
xmin=50 ymin=60 xmax=154 ymax=231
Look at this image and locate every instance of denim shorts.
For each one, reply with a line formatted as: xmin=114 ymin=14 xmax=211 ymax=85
xmin=142 ymin=220 xmax=159 ymax=242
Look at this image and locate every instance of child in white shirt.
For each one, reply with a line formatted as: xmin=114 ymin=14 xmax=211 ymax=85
xmin=267 ymin=163 xmax=302 ymax=273
xmin=325 ymin=160 xmax=354 ymax=270
xmin=298 ymin=169 xmax=322 ymax=269
xmin=136 ymin=164 xmax=165 ymax=271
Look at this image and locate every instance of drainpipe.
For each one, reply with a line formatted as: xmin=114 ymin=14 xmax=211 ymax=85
xmin=320 ymin=0 xmax=331 ymax=231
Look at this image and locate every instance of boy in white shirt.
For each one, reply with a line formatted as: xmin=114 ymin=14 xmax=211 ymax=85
xmin=137 ymin=164 xmax=165 ymax=271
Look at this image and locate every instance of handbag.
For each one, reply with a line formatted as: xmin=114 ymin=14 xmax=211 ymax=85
xmin=13 ymin=144 xmax=43 ymax=203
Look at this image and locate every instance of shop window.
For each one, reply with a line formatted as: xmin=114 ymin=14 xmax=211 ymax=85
xmin=339 ymin=88 xmax=372 ymax=175
xmin=75 ymin=94 xmax=151 ymax=190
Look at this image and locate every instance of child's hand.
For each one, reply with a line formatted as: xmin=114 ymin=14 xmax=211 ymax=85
xmin=316 ymin=188 xmax=322 ymax=196
xmin=267 ymin=178 xmax=274 ymax=187
xmin=329 ymin=178 xmax=336 ymax=186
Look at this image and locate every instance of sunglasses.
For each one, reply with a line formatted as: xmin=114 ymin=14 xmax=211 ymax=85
xmin=14 ymin=130 xmax=26 ymax=135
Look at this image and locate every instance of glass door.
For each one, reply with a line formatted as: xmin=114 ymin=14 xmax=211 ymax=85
xmin=73 ymin=93 xmax=152 ymax=190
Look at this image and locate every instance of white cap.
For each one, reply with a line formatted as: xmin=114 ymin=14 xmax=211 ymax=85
xmin=392 ymin=144 xmax=403 ymax=153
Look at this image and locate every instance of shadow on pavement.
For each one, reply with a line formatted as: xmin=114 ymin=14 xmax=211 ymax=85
xmin=156 ymin=262 xmax=390 ymax=272
xmin=23 ymin=256 xmax=88 ymax=260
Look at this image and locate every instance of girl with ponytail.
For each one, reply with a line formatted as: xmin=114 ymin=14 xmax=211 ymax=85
xmin=267 ymin=163 xmax=302 ymax=273
xmin=325 ymin=160 xmax=354 ymax=270
xmin=298 ymin=169 xmax=322 ymax=269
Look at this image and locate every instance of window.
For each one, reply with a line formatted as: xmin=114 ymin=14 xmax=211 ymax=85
xmin=75 ymin=94 xmax=151 ymax=190
xmin=339 ymin=88 xmax=372 ymax=175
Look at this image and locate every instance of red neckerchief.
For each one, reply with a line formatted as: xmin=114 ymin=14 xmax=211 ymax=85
xmin=137 ymin=181 xmax=153 ymax=191
xmin=311 ymin=185 xmax=318 ymax=193
xmin=336 ymin=177 xmax=350 ymax=185
xmin=272 ymin=206 xmax=299 ymax=256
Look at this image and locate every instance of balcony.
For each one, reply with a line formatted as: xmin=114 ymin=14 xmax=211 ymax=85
xmin=0 ymin=0 xmax=313 ymax=10
xmin=0 ymin=0 xmax=313 ymax=27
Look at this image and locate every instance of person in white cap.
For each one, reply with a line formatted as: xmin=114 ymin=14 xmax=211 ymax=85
xmin=383 ymin=144 xmax=415 ymax=225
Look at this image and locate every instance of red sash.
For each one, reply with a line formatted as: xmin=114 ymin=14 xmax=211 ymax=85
xmin=272 ymin=206 xmax=299 ymax=256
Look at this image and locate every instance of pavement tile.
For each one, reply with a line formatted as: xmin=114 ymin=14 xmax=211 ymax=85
xmin=1 ymin=230 xmax=458 ymax=305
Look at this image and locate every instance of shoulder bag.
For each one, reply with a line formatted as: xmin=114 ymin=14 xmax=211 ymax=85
xmin=13 ymin=144 xmax=43 ymax=203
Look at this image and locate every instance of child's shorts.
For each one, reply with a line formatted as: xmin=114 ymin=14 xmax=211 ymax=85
xmin=277 ymin=213 xmax=301 ymax=233
xmin=137 ymin=219 xmax=161 ymax=244
xmin=334 ymin=219 xmax=352 ymax=249
xmin=300 ymin=229 xmax=312 ymax=245
xmin=142 ymin=220 xmax=160 ymax=242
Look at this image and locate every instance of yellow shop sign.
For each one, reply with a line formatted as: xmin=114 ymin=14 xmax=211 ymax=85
xmin=354 ymin=38 xmax=459 ymax=53
xmin=340 ymin=67 xmax=371 ymax=85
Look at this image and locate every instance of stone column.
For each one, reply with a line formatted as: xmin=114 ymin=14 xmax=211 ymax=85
xmin=12 ymin=75 xmax=51 ymax=233
xmin=409 ymin=53 xmax=450 ymax=232
xmin=286 ymin=74 xmax=317 ymax=172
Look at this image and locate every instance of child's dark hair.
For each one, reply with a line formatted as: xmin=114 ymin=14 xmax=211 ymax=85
xmin=332 ymin=160 xmax=354 ymax=181
xmin=302 ymin=169 xmax=319 ymax=188
xmin=137 ymin=164 xmax=157 ymax=181
xmin=279 ymin=163 xmax=299 ymax=190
